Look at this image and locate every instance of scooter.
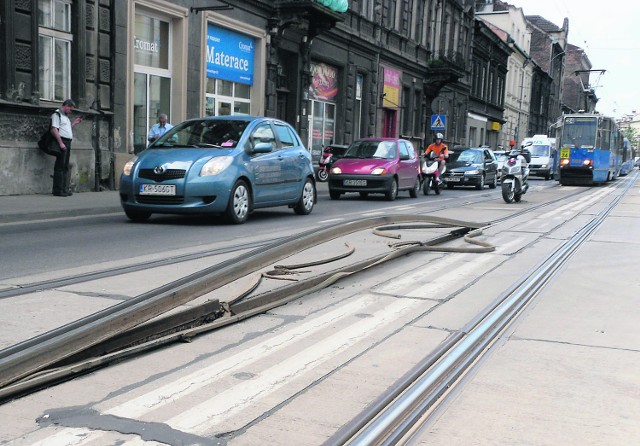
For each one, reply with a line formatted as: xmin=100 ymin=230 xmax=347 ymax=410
xmin=316 ymin=146 xmax=335 ymax=182
xmin=421 ymin=152 xmax=443 ymax=195
xmin=501 ymin=148 xmax=530 ymax=203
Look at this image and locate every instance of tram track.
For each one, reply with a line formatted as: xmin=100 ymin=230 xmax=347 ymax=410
xmin=325 ymin=172 xmax=637 ymax=445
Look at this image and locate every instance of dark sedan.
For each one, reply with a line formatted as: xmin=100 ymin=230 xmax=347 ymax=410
xmin=442 ymin=147 xmax=499 ymax=190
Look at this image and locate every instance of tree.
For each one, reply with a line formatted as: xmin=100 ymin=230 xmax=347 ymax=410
xmin=621 ymin=126 xmax=639 ymax=150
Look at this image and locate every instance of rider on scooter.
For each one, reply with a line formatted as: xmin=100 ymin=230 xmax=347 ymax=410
xmin=425 ymin=133 xmax=449 ymax=184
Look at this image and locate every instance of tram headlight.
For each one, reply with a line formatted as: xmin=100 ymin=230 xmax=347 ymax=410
xmin=583 ymin=159 xmax=592 ymax=166
xmin=561 ymin=159 xmax=570 ymax=166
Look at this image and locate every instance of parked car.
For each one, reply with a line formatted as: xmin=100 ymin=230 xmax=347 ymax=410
xmin=119 ymin=116 xmax=316 ymax=224
xmin=327 ymin=138 xmax=421 ymax=200
xmin=442 ymin=147 xmax=499 ymax=190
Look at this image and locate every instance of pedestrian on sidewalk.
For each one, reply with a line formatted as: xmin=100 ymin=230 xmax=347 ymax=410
xmin=147 ymin=113 xmax=173 ymax=144
xmin=50 ymin=99 xmax=83 ymax=197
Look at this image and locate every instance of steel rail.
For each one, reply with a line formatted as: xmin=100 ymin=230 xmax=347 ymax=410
xmin=328 ymin=175 xmax=635 ymax=446
xmin=0 ymin=215 xmax=485 ymax=390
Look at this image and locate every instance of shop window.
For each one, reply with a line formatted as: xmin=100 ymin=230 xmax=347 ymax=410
xmin=38 ymin=0 xmax=72 ymax=101
xmin=133 ymin=13 xmax=172 ymax=154
xmin=205 ymin=79 xmax=251 ymax=117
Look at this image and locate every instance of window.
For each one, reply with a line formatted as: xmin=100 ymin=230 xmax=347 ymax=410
xmin=354 ymin=74 xmax=363 ymax=140
xmin=250 ymin=123 xmax=276 ymax=147
xmin=38 ymin=0 xmax=73 ymax=101
xmin=274 ymin=123 xmax=299 ymax=147
xmin=206 ymin=79 xmax=251 ymax=117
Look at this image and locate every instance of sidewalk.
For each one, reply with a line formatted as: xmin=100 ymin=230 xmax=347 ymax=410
xmin=0 ymin=191 xmax=122 ymax=224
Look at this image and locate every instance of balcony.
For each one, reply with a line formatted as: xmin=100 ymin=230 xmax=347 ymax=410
xmin=424 ymin=49 xmax=467 ymax=97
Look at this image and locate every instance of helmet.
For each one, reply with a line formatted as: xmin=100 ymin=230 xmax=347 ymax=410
xmin=435 ymin=133 xmax=444 ymax=140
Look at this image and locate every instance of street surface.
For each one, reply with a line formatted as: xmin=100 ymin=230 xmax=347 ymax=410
xmin=1 ymin=175 xmax=639 ymax=445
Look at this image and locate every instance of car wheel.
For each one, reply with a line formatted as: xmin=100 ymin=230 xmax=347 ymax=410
xmin=385 ymin=178 xmax=398 ymax=201
xmin=489 ymin=173 xmax=497 ymax=189
xmin=294 ymin=178 xmax=315 ymax=215
xmin=124 ymin=209 xmax=151 ymax=222
xmin=329 ymin=189 xmax=341 ymax=200
xmin=410 ymin=176 xmax=420 ymax=198
xmin=476 ymin=175 xmax=485 ymax=190
xmin=224 ymin=180 xmax=250 ymax=224
xmin=359 ymin=192 xmax=369 ymax=198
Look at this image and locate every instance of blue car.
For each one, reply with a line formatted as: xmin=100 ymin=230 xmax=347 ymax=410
xmin=119 ymin=116 xmax=316 ymax=224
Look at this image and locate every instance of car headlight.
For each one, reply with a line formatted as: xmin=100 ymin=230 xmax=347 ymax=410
xmin=123 ymin=156 xmax=138 ymax=176
xmin=331 ymin=167 xmax=342 ymax=174
xmin=466 ymin=169 xmax=480 ymax=175
xmin=371 ymin=167 xmax=386 ymax=175
xmin=201 ymin=156 xmax=233 ymax=176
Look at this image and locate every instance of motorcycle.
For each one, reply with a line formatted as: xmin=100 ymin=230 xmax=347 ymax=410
xmin=316 ymin=145 xmax=346 ymax=182
xmin=501 ymin=148 xmax=531 ymax=203
xmin=420 ymin=152 xmax=444 ymax=195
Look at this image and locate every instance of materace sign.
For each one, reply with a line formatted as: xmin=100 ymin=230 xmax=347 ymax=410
xmin=206 ymin=24 xmax=254 ymax=85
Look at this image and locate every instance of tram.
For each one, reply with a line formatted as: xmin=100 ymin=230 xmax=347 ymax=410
xmin=619 ymin=138 xmax=635 ymax=176
xmin=557 ymin=112 xmax=623 ymax=185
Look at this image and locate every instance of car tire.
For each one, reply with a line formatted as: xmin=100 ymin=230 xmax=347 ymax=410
xmin=329 ymin=189 xmax=341 ymax=200
xmin=476 ymin=175 xmax=485 ymax=190
xmin=489 ymin=173 xmax=497 ymax=189
xmin=124 ymin=209 xmax=151 ymax=222
xmin=385 ymin=178 xmax=398 ymax=201
xmin=294 ymin=178 xmax=315 ymax=215
xmin=410 ymin=176 xmax=420 ymax=198
xmin=224 ymin=180 xmax=250 ymax=224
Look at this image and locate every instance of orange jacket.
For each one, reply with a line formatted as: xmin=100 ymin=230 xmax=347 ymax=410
xmin=425 ymin=142 xmax=449 ymax=158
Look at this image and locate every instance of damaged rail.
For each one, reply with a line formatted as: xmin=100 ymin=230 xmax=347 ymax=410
xmin=0 ymin=215 xmax=490 ymax=402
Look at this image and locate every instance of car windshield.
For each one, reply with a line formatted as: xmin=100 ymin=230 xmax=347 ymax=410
xmin=454 ymin=150 xmax=482 ymax=164
xmin=153 ymin=119 xmax=250 ymax=149
xmin=529 ymin=145 xmax=550 ymax=157
xmin=344 ymin=140 xmax=397 ymax=159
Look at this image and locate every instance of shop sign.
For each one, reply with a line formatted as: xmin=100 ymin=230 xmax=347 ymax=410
xmin=383 ymin=68 xmax=401 ymax=108
xmin=206 ymin=24 xmax=254 ymax=85
xmin=309 ymin=62 xmax=338 ymax=101
xmin=134 ymin=14 xmax=169 ymax=69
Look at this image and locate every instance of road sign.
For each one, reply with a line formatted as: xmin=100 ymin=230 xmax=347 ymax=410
xmin=431 ymin=114 xmax=446 ymax=130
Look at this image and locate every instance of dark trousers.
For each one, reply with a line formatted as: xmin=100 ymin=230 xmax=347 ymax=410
xmin=53 ymin=137 xmax=72 ymax=195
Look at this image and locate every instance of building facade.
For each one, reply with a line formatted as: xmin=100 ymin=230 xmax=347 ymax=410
xmin=1 ymin=0 xmax=488 ymax=196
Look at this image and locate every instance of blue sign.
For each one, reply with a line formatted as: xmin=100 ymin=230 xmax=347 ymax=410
xmin=431 ymin=114 xmax=446 ymax=130
xmin=206 ymin=24 xmax=254 ymax=85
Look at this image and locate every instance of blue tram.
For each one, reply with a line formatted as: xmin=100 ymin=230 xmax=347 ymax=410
xmin=557 ymin=113 xmax=623 ymax=185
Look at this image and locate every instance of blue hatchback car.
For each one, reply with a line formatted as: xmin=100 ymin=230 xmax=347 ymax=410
xmin=119 ymin=116 xmax=316 ymax=224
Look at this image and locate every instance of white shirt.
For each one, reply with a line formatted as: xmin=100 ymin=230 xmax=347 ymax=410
xmin=51 ymin=109 xmax=73 ymax=139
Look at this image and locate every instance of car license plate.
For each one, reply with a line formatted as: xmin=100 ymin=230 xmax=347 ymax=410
xmin=344 ymin=179 xmax=367 ymax=186
xmin=445 ymin=177 xmax=460 ymax=182
xmin=139 ymin=184 xmax=176 ymax=195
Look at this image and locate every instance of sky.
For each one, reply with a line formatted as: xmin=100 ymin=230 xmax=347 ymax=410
xmin=509 ymin=0 xmax=640 ymax=118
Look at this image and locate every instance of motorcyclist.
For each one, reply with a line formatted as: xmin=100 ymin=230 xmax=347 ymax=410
xmin=425 ymin=133 xmax=449 ymax=183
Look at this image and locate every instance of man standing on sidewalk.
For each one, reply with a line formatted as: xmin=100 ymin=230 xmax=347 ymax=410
xmin=51 ymin=99 xmax=82 ymax=197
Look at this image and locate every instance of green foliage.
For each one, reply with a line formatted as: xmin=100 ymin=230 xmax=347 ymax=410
xmin=622 ymin=126 xmax=639 ymax=149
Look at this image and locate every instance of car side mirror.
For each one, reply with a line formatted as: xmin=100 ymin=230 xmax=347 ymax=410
xmin=399 ymin=153 xmax=410 ymax=160
xmin=250 ymin=141 xmax=273 ymax=154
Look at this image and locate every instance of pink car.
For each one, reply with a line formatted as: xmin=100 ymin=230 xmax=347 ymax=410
xmin=328 ymin=138 xmax=421 ymax=200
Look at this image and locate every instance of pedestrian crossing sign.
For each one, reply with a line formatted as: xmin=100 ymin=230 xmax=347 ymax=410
xmin=431 ymin=114 xmax=446 ymax=130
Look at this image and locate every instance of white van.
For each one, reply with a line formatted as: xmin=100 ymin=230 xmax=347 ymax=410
xmin=520 ymin=135 xmax=557 ymax=180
